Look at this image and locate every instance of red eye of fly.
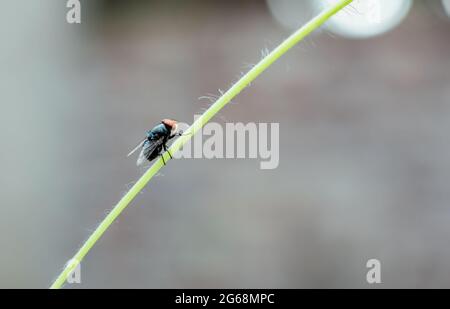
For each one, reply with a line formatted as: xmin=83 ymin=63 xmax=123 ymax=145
xmin=162 ymin=119 xmax=177 ymax=128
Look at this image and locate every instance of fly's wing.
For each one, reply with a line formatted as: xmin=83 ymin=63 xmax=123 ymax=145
xmin=127 ymin=138 xmax=147 ymax=157
xmin=136 ymin=138 xmax=165 ymax=166
xmin=136 ymin=148 xmax=146 ymax=166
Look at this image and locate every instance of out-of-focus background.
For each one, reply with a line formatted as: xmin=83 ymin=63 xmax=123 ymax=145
xmin=1 ymin=0 xmax=450 ymax=288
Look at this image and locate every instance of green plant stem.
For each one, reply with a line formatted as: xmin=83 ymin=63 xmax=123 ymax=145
xmin=50 ymin=0 xmax=353 ymax=289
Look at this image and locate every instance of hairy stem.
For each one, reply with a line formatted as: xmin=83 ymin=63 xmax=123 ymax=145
xmin=50 ymin=0 xmax=353 ymax=289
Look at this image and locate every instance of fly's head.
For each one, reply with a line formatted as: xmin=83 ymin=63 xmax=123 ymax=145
xmin=162 ymin=118 xmax=180 ymax=136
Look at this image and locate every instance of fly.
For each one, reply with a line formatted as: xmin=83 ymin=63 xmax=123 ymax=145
xmin=128 ymin=119 xmax=184 ymax=166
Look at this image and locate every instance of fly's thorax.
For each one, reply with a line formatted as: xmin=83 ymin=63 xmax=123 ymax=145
xmin=147 ymin=123 xmax=167 ymax=138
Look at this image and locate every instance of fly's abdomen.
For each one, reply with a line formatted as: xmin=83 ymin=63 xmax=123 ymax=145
xmin=147 ymin=145 xmax=163 ymax=161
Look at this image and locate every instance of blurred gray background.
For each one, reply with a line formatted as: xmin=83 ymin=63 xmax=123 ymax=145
xmin=1 ymin=0 xmax=450 ymax=288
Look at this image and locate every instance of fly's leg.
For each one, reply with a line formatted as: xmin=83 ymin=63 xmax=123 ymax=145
xmin=179 ymin=130 xmax=192 ymax=137
xmin=163 ymin=143 xmax=173 ymax=159
xmin=159 ymin=143 xmax=171 ymax=165
xmin=170 ymin=130 xmax=191 ymax=138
